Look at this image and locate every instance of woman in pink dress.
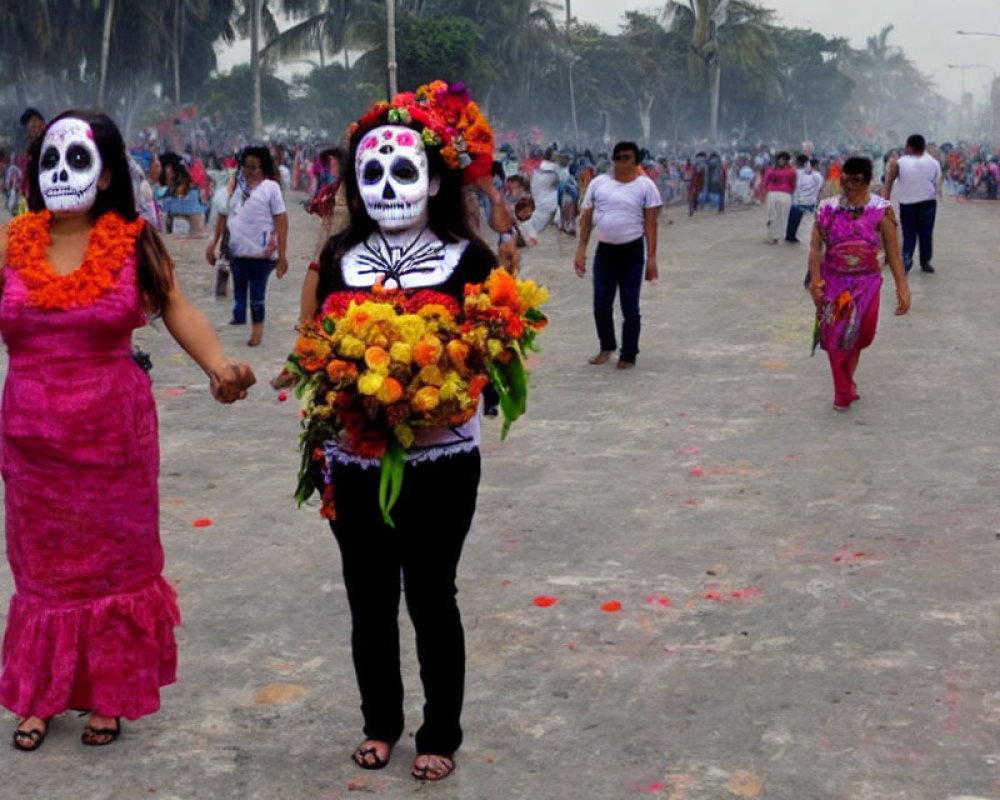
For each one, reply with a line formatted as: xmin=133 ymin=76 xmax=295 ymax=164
xmin=761 ymin=151 xmax=797 ymax=243
xmin=808 ymin=156 xmax=910 ymax=410
xmin=0 ymin=110 xmax=255 ymax=751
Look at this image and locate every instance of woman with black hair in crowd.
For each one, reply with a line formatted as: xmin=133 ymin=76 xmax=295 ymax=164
xmin=206 ymin=145 xmax=289 ymax=346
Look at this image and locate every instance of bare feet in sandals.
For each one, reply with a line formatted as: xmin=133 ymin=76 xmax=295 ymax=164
xmin=12 ymin=715 xmax=49 ymax=752
xmin=412 ymin=753 xmax=456 ymax=781
xmin=352 ymin=739 xmax=393 ymax=770
xmin=81 ymin=713 xmax=121 ymax=746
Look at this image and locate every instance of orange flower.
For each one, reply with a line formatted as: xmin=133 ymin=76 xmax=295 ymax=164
xmin=413 ymin=335 xmax=443 ymax=367
xmin=325 ymin=359 xmax=359 ymax=384
xmin=446 ymin=339 xmax=470 ymax=372
xmin=487 ymin=269 xmax=521 ymax=310
xmin=364 ymin=346 xmax=391 ymax=371
xmin=412 ymin=386 xmax=441 ymax=413
xmin=296 ymin=337 xmax=333 ymax=372
xmin=467 ymin=374 xmax=489 ymax=399
xmin=7 ymin=210 xmax=145 ymax=310
xmin=376 ymin=376 xmax=404 ymax=404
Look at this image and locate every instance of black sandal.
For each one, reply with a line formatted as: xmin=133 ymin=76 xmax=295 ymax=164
xmin=12 ymin=718 xmax=49 ymax=752
xmin=81 ymin=717 xmax=121 ymax=746
xmin=411 ymin=754 xmax=456 ymax=781
xmin=352 ymin=739 xmax=393 ymax=770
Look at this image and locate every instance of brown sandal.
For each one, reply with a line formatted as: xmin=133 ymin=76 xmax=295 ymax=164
xmin=81 ymin=716 xmax=121 ymax=746
xmin=12 ymin=718 xmax=49 ymax=752
xmin=411 ymin=753 xmax=456 ymax=781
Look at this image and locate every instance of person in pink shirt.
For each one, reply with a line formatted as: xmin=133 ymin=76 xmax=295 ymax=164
xmin=761 ymin=151 xmax=796 ymax=244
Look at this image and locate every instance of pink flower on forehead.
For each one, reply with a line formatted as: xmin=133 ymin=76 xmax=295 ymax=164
xmin=396 ymin=131 xmax=415 ymax=147
xmin=86 ymin=128 xmax=94 ymax=140
xmin=361 ymin=136 xmax=379 ymax=151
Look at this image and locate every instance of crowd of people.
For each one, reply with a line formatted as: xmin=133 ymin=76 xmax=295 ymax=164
xmin=0 ymin=92 xmax=986 ymax=784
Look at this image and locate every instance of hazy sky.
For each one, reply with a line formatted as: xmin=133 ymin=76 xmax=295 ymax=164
xmin=574 ymin=0 xmax=1000 ymax=104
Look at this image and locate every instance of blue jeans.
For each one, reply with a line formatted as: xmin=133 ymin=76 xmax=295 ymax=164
xmin=593 ymin=238 xmax=645 ymax=362
xmin=898 ymin=199 xmax=936 ymax=271
xmin=786 ymin=203 xmax=815 ymax=240
xmin=231 ymin=257 xmax=275 ymax=323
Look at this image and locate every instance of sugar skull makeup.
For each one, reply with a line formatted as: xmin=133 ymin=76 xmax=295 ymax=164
xmin=356 ymin=125 xmax=430 ymax=231
xmin=39 ymin=118 xmax=102 ymax=214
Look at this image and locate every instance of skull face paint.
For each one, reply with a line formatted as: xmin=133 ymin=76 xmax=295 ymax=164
xmin=39 ymin=118 xmax=102 ymax=214
xmin=356 ymin=125 xmax=430 ymax=232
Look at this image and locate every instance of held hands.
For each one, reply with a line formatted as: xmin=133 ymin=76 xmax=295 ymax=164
xmin=210 ymin=358 xmax=257 ymax=404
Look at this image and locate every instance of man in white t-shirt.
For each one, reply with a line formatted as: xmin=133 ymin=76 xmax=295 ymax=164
xmin=884 ymin=133 xmax=942 ymax=273
xmin=786 ymin=154 xmax=824 ymax=242
xmin=573 ymin=140 xmax=662 ymax=369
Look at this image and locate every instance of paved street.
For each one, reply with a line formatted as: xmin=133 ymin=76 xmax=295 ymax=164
xmin=2 ymin=194 xmax=999 ymax=800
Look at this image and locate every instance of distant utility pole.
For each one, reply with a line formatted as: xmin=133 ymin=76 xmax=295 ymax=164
xmin=251 ymin=0 xmax=263 ymax=139
xmin=386 ymin=0 xmax=398 ymax=98
xmin=566 ymin=0 xmax=580 ymax=148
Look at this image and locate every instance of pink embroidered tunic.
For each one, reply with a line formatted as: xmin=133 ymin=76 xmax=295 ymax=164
xmin=815 ymin=195 xmax=890 ymax=353
xmin=0 ymin=244 xmax=180 ymax=720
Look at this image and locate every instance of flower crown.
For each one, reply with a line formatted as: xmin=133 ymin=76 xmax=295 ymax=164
xmin=349 ymin=80 xmax=494 ymax=184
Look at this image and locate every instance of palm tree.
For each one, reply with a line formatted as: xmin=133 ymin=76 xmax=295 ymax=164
xmin=666 ymin=0 xmax=777 ymax=143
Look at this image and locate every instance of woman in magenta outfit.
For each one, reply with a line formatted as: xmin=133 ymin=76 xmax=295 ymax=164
xmin=809 ymin=156 xmax=910 ymax=410
xmin=0 ymin=110 xmax=255 ymax=751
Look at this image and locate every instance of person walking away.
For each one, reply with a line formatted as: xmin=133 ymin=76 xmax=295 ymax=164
xmin=762 ymin=151 xmax=796 ymax=244
xmin=808 ymin=156 xmax=909 ymax=411
xmin=884 ymin=134 xmax=941 ymax=273
xmin=574 ymin=140 xmax=661 ymax=369
xmin=205 ymin=146 xmax=289 ymax=346
xmin=787 ymin=155 xmax=824 ymax=242
xmin=528 ymin=148 xmax=560 ymax=233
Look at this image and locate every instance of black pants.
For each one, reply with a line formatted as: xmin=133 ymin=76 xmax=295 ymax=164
xmin=898 ymin=199 xmax=936 ymax=271
xmin=329 ymin=449 xmax=481 ymax=755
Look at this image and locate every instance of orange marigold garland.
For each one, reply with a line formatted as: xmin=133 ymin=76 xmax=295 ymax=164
xmin=7 ymin=210 xmax=145 ymax=310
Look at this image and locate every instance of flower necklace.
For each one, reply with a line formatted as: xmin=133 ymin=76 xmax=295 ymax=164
xmin=6 ymin=210 xmax=145 ymax=310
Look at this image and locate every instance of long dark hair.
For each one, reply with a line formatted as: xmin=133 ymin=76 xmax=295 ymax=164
xmin=27 ymin=109 xmax=173 ymax=314
xmin=316 ymin=118 xmax=487 ymax=302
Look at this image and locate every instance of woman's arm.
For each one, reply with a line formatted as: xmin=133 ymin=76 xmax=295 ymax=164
xmin=808 ymin=223 xmax=825 ymax=303
xmin=273 ymin=211 xmax=289 ymax=277
xmin=206 ymin=211 xmax=226 ymax=265
xmin=880 ymin=210 xmax=910 ymax=315
xmin=160 ymin=273 xmax=256 ymax=402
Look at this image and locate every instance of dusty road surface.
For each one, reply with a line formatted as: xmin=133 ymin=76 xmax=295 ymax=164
xmin=1 ymin=194 xmax=999 ymax=800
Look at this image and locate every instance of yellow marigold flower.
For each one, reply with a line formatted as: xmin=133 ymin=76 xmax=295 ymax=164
xmin=487 ymin=338 xmax=504 ymax=358
xmin=396 ymin=314 xmax=426 ymax=344
xmin=439 ymin=371 xmax=467 ymax=402
xmin=417 ymin=304 xmax=455 ymax=323
xmin=418 ymin=364 xmax=446 ymax=387
xmin=393 ymin=422 xmax=415 ymax=449
xmin=357 ymin=371 xmax=385 ymax=396
xmin=412 ymin=385 xmax=441 ymax=413
xmin=389 ymin=341 xmax=413 ymax=364
xmin=338 ymin=335 xmax=366 ymax=359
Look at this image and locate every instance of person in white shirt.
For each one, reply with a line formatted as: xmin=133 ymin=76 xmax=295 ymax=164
xmin=884 ymin=134 xmax=941 ymax=273
xmin=786 ymin=155 xmax=824 ymax=242
xmin=205 ymin=147 xmax=289 ymax=346
xmin=573 ymin=141 xmax=662 ymax=369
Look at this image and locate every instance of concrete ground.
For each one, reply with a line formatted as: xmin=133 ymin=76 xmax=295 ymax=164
xmin=1 ymin=194 xmax=999 ymax=800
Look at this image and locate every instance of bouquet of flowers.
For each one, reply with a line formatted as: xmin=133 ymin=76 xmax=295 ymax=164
xmin=286 ymin=268 xmax=547 ymax=525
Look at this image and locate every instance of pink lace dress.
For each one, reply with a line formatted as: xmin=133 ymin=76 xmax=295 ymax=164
xmin=0 ymin=245 xmax=180 ymax=720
